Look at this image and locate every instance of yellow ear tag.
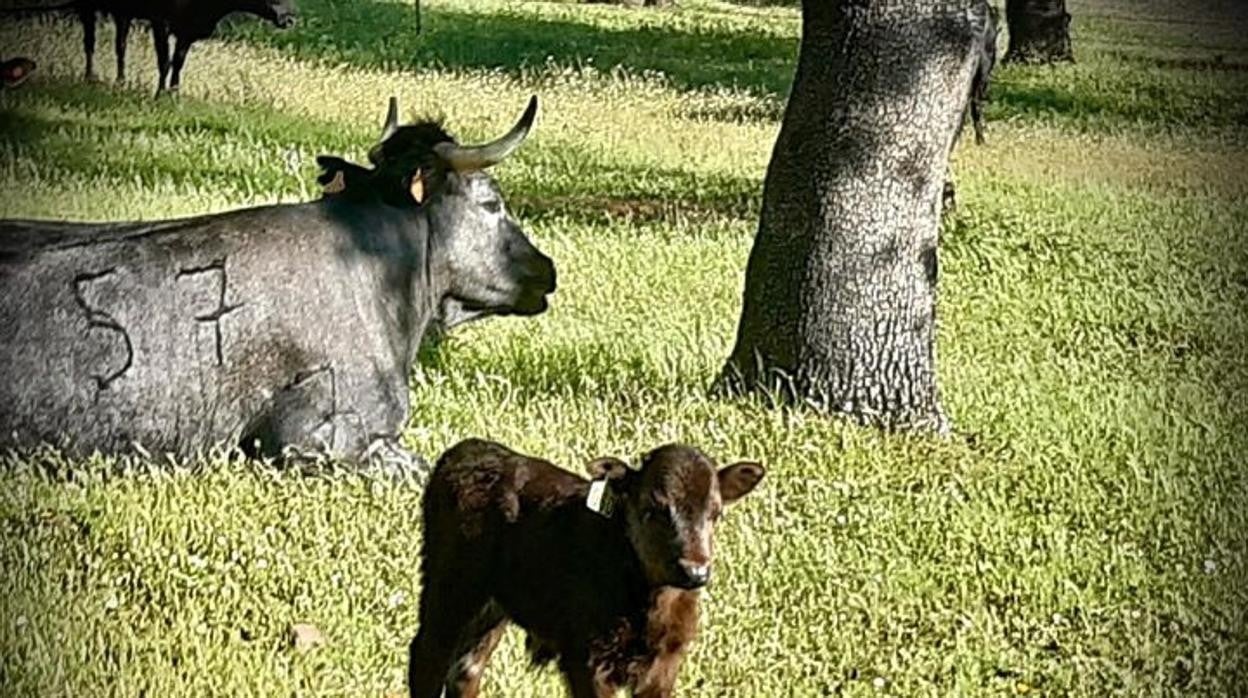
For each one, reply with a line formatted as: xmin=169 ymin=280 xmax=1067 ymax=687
xmin=322 ymin=170 xmax=346 ymax=194
xmin=409 ymin=171 xmax=425 ymax=204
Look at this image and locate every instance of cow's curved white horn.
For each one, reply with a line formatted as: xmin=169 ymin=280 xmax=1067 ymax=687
xmin=434 ymin=96 xmax=538 ymax=172
xmin=380 ymin=96 xmax=399 ymax=142
xmin=368 ymin=96 xmax=401 ymax=165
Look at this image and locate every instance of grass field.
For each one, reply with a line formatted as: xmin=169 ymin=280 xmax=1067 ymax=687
xmin=2 ymin=0 xmax=1248 ymax=695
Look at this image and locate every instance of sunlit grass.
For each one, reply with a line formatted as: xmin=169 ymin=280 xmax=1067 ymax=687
xmin=1 ymin=0 xmax=1246 ymax=695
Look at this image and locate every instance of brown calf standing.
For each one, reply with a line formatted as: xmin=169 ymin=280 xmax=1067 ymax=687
xmin=409 ymin=438 xmax=765 ymax=698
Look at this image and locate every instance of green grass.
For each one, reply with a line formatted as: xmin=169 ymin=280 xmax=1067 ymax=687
xmin=2 ymin=0 xmax=1247 ymax=695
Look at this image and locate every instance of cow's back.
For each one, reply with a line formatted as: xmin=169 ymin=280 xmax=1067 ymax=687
xmin=0 ymin=201 xmax=419 ymax=458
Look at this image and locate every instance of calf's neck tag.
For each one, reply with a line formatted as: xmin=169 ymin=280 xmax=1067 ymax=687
xmin=586 ymin=479 xmax=616 ymax=517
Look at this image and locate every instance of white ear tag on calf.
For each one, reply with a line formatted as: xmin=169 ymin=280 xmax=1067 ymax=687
xmin=586 ymin=479 xmax=615 ymax=517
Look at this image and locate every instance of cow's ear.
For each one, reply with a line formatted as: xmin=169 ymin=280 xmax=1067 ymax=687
xmin=587 ymin=456 xmax=629 ymax=481
xmin=321 ymin=169 xmax=347 ymax=195
xmin=409 ymin=170 xmax=426 ymax=205
xmin=718 ymin=462 xmax=764 ymax=504
xmin=316 ymin=156 xmax=365 ymax=196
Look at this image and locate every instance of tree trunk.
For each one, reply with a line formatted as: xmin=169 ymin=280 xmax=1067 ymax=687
xmin=1004 ymin=0 xmax=1073 ymax=64
xmin=718 ymin=0 xmax=989 ymax=432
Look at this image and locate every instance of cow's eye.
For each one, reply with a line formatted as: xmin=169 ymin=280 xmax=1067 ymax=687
xmin=482 ymin=200 xmax=502 ymax=214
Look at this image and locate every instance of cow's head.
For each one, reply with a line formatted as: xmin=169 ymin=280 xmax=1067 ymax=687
xmin=322 ymin=96 xmax=556 ymax=328
xmin=253 ymin=0 xmax=297 ymax=28
xmin=588 ymin=445 xmax=765 ymax=590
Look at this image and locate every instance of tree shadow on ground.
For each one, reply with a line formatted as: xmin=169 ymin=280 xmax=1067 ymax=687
xmin=221 ymin=0 xmax=797 ymax=96
xmin=217 ymin=0 xmax=1248 ymax=130
xmin=983 ymin=68 xmax=1248 ymax=130
xmin=1 ymin=79 xmax=761 ymax=225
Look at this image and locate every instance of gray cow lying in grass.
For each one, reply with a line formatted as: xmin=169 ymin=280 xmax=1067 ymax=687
xmin=0 ymin=96 xmax=556 ymax=470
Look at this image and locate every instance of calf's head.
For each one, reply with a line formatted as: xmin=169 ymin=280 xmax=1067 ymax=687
xmin=588 ymin=445 xmax=765 ymax=590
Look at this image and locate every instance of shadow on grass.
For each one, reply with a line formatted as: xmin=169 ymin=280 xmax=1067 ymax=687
xmin=215 ymin=0 xmax=1248 ymax=131
xmin=985 ymin=68 xmax=1248 ymax=129
xmin=1104 ymin=50 xmax=1248 ymax=73
xmin=0 ymin=79 xmax=362 ymax=195
xmin=221 ymin=0 xmax=797 ymax=96
xmin=0 ymin=78 xmax=364 ymax=150
xmin=1 ymin=78 xmax=761 ymax=224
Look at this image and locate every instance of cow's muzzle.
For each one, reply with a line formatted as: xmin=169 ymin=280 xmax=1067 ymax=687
xmin=274 ymin=13 xmax=297 ymax=28
xmin=676 ymin=560 xmax=711 ymax=589
xmin=513 ymin=254 xmax=556 ymax=315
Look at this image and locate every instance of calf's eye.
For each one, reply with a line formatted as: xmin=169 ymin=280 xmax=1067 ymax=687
xmin=482 ymin=200 xmax=502 ymax=214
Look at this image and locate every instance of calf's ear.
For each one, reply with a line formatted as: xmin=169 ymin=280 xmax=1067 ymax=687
xmin=586 ymin=456 xmax=630 ymax=481
xmin=718 ymin=462 xmax=764 ymax=504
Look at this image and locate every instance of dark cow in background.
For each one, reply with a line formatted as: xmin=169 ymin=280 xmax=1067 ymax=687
xmin=969 ymin=3 xmax=1001 ymax=145
xmin=77 ymin=0 xmax=297 ymax=92
xmin=0 ymin=96 xmax=555 ymax=468
xmin=945 ymin=1 xmax=1001 ymax=210
xmin=410 ymin=439 xmax=765 ymax=698
xmin=1 ymin=0 xmax=296 ymax=92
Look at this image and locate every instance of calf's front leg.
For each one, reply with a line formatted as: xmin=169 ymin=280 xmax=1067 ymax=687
xmin=561 ymin=657 xmax=615 ymax=698
xmin=635 ymin=655 xmax=683 ymax=698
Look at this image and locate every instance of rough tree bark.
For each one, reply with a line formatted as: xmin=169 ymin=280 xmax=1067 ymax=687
xmin=1004 ymin=0 xmax=1073 ymax=64
xmin=718 ymin=0 xmax=990 ymax=432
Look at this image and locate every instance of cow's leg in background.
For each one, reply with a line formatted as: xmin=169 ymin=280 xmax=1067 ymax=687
xmin=79 ymin=7 xmax=97 ymax=81
xmin=239 ymin=364 xmax=426 ymax=476
xmin=333 ymin=366 xmax=429 ymax=477
xmin=113 ymin=15 xmax=131 ymax=85
xmin=168 ymin=36 xmax=193 ymax=92
xmin=153 ymin=22 xmax=171 ymax=92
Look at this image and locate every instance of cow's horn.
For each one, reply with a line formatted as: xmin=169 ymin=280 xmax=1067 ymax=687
xmin=380 ymin=96 xmax=399 ymax=141
xmin=434 ymin=96 xmax=538 ymax=171
xmin=368 ymin=96 xmax=401 ymax=165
